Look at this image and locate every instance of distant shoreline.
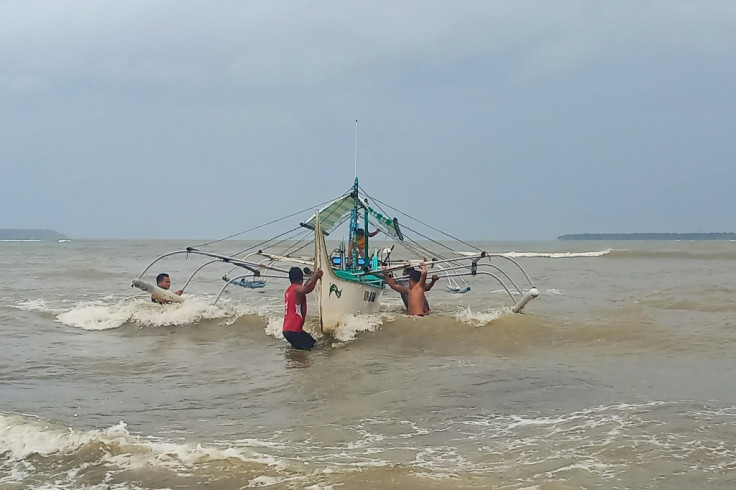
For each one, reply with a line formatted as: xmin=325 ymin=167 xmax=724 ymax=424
xmin=0 ymin=229 xmax=69 ymax=241
xmin=558 ymin=233 xmax=736 ymax=240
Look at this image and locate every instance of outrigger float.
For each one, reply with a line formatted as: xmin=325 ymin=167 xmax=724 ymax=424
xmin=133 ymin=177 xmax=538 ymax=334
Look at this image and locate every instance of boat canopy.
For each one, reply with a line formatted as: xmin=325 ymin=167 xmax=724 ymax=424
xmin=300 ymin=195 xmax=353 ymax=234
xmin=301 ymin=195 xmax=402 ymax=239
xmin=364 ymin=202 xmax=402 ymax=239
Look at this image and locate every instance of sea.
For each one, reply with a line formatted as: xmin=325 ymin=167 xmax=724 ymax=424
xmin=1 ymin=239 xmax=735 ymax=489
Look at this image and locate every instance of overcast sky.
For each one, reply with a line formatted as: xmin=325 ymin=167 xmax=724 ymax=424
xmin=2 ymin=0 xmax=735 ymax=240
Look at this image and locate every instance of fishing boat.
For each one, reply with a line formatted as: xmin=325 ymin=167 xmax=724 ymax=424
xmin=306 ymin=178 xmax=400 ymax=334
xmin=132 ymin=174 xmax=539 ymax=335
xmin=312 ymin=208 xmax=384 ymax=334
xmin=133 ymin=123 xmax=537 ymax=333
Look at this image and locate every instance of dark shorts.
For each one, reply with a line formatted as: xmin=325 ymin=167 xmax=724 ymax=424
xmin=283 ymin=330 xmax=316 ymax=351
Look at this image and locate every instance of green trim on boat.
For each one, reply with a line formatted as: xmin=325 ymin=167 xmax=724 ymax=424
xmin=333 ymin=269 xmax=384 ymax=287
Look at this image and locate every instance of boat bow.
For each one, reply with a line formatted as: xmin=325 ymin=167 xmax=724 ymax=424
xmin=314 ymin=210 xmax=384 ymax=335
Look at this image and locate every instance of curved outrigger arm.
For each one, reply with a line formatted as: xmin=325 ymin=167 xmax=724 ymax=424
xmin=481 ymin=253 xmax=536 ymax=291
xmin=439 ymin=269 xmax=529 ymax=304
xmin=448 ymin=254 xmax=539 ymax=312
xmin=432 ymin=262 xmax=471 ymax=292
xmin=135 ymin=248 xmax=291 ymax=294
xmin=396 ymin=262 xmax=537 ymax=308
xmin=374 ymin=252 xmax=531 ymax=282
xmin=377 ymin=265 xmax=538 ymax=312
xmin=181 ymin=258 xmax=223 ymax=291
xmin=221 ymin=252 xmax=270 ymax=279
xmin=184 ymin=248 xmax=264 ymax=274
xmin=374 ymin=251 xmax=539 ymax=313
xmin=179 ymin=252 xmax=279 ymax=292
xmin=136 ymin=250 xmax=192 ymax=280
xmin=255 ymin=250 xmax=314 ymax=267
xmin=213 ymin=272 xmax=288 ymax=305
xmin=429 ymin=262 xmax=528 ymax=297
xmin=136 ymin=248 xmax=264 ymax=280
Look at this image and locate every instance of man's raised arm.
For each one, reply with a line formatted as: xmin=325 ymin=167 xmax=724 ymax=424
xmin=383 ymin=271 xmax=408 ymax=294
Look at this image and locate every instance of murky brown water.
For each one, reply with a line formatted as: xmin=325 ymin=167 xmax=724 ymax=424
xmin=1 ymin=239 xmax=735 ymax=488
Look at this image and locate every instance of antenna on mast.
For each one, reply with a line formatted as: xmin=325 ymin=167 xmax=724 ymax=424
xmin=354 ymin=119 xmax=358 ymax=179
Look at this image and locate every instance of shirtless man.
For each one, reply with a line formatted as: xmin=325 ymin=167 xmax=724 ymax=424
xmin=152 ymin=273 xmax=184 ymax=304
xmin=396 ymin=266 xmax=439 ymax=313
xmin=384 ymin=263 xmax=431 ymax=316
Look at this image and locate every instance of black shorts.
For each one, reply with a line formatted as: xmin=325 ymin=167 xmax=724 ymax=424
xmin=283 ymin=330 xmax=316 ymax=351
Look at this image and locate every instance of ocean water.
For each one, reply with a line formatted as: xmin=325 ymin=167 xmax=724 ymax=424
xmin=1 ymin=239 xmax=735 ymax=489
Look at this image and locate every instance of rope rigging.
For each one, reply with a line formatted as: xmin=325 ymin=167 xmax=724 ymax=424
xmin=191 ymin=196 xmax=341 ymax=249
xmin=368 ymin=193 xmax=484 ymax=254
xmin=359 ymin=187 xmax=484 ymax=269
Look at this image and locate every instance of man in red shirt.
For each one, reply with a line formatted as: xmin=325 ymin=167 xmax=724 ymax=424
xmin=283 ymin=266 xmax=323 ymax=350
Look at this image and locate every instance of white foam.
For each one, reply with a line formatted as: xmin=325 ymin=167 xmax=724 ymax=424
xmin=264 ymin=311 xmax=386 ymax=344
xmin=32 ymin=484 xmax=139 ymax=490
xmin=10 ymin=298 xmax=63 ymax=314
xmin=330 ymin=313 xmax=385 ymax=342
xmin=264 ymin=314 xmax=287 ymax=339
xmin=504 ymin=249 xmax=612 ymax=258
xmin=453 ymin=306 xmax=507 ymax=326
xmin=0 ymin=459 xmax=32 ymax=484
xmin=248 ymin=475 xmax=286 ymax=487
xmin=0 ymin=414 xmax=102 ymax=461
xmin=0 ymin=414 xmax=278 ymax=475
xmin=55 ymin=296 xmax=271 ymax=330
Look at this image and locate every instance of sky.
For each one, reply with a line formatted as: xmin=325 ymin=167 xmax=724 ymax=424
xmin=2 ymin=0 xmax=735 ymax=240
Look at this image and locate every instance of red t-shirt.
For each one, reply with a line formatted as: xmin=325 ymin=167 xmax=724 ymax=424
xmin=283 ymin=283 xmax=307 ymax=332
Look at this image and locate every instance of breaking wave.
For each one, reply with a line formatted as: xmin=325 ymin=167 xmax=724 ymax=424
xmin=605 ymin=249 xmax=736 ymax=260
xmin=4 ymin=400 xmax=734 ymax=488
xmin=53 ymin=296 xmax=277 ymax=331
xmin=0 ymin=414 xmax=280 ymax=489
xmin=503 ymin=249 xmax=613 ymax=258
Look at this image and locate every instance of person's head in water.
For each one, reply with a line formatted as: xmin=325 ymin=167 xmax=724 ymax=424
xmin=156 ymin=273 xmax=171 ymax=290
xmin=289 ymin=267 xmax=304 ymax=284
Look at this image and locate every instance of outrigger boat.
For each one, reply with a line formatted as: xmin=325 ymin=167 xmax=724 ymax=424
xmin=132 ymin=177 xmax=539 ymax=335
xmin=309 ymin=181 xmax=390 ymax=334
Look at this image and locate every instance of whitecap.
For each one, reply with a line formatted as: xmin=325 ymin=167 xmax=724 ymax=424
xmin=55 ymin=296 xmax=271 ymax=330
xmin=453 ymin=306 xmax=508 ymax=326
xmin=503 ymin=249 xmax=613 ymax=258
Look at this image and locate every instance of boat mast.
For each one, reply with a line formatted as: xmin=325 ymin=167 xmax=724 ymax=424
xmin=354 ymin=119 xmax=370 ymax=261
xmin=350 ymin=120 xmax=360 ymax=269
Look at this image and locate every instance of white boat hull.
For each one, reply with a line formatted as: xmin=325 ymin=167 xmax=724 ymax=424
xmin=314 ymin=213 xmax=384 ymax=335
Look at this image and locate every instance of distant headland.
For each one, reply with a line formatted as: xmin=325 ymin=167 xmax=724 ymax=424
xmin=558 ymin=233 xmax=736 ymax=240
xmin=0 ymin=229 xmax=69 ymax=241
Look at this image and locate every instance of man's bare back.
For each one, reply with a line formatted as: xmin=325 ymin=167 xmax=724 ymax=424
xmin=385 ymin=263 xmax=429 ymax=316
